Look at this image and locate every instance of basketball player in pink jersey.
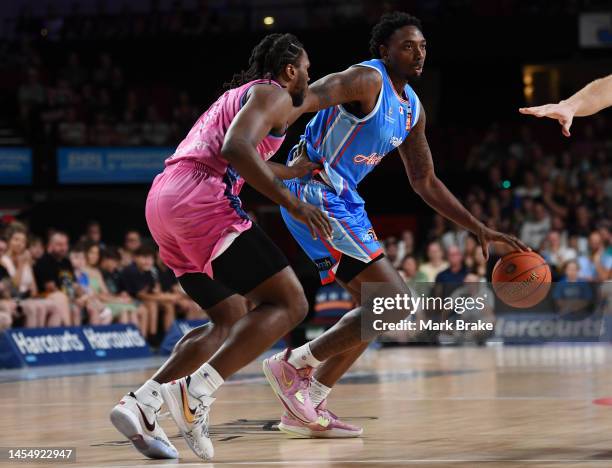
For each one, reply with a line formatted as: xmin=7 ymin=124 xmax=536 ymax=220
xmin=110 ymin=34 xmax=331 ymax=461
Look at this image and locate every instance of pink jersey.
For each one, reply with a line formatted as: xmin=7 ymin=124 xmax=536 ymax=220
xmin=165 ymin=79 xmax=286 ymax=196
xmin=146 ymin=79 xmax=288 ymax=278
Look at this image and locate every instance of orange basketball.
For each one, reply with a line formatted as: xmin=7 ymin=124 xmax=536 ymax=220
xmin=492 ymin=251 xmax=551 ymax=308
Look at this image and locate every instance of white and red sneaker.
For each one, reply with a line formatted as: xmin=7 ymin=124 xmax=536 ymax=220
xmin=278 ymin=399 xmax=363 ymax=438
xmin=161 ymin=376 xmax=215 ymax=460
xmin=109 ymin=392 xmax=178 ymax=459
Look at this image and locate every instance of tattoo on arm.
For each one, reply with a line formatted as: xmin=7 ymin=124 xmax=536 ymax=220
xmin=399 ymin=111 xmax=434 ymax=184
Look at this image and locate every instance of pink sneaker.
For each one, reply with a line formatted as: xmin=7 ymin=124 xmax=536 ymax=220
xmin=278 ymin=399 xmax=363 ymax=438
xmin=262 ymin=349 xmax=317 ymax=423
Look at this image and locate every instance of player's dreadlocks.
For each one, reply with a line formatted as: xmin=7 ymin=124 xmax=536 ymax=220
xmin=369 ymin=12 xmax=422 ymax=58
xmin=225 ymin=33 xmax=304 ymax=89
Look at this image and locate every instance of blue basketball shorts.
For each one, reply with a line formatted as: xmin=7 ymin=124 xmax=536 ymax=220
xmin=281 ymin=178 xmax=384 ymax=285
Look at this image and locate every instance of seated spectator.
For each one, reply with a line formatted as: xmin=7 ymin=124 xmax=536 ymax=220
xmin=520 ymin=201 xmax=551 ymax=249
xmin=398 ymin=254 xmax=430 ymax=296
xmin=384 ymin=238 xmax=400 ymax=268
xmin=99 ymin=247 xmax=148 ymax=336
xmin=154 ymin=253 xmax=202 ymax=321
xmin=120 ymin=229 xmax=142 ymax=267
xmin=70 ymin=244 xmax=112 ymax=325
xmin=0 ymin=264 xmax=16 ymax=331
xmin=441 ymin=224 xmax=468 ymax=253
xmin=120 ymin=245 xmax=177 ymax=340
xmin=84 ymin=240 xmax=101 ymax=268
xmin=515 ymin=171 xmax=542 ymax=199
xmin=572 ymin=205 xmax=593 ymax=254
xmin=28 ymin=236 xmax=45 ymax=262
xmin=33 ymin=231 xmax=75 ymax=325
xmin=1 ymin=226 xmax=61 ymax=327
xmin=433 ymin=245 xmax=468 ymax=299
xmin=396 ymin=229 xmax=414 ymax=261
xmin=541 ymin=230 xmax=577 ymax=279
xmin=418 ymin=241 xmax=448 ymax=282
xmin=464 ymin=242 xmax=487 ymax=279
xmin=553 ymin=260 xmax=594 ymax=317
xmin=577 ymin=231 xmax=612 ymax=281
xmin=82 ymin=220 xmax=105 ymax=249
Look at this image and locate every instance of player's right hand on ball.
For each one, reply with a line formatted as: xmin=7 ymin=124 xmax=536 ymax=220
xmin=477 ymin=225 xmax=530 ymax=261
xmin=288 ymin=201 xmax=333 ymax=240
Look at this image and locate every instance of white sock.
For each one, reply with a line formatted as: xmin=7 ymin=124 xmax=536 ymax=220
xmin=288 ymin=343 xmax=321 ymax=369
xmin=309 ymin=378 xmax=331 ymax=408
xmin=189 ymin=362 xmax=224 ymax=397
xmin=134 ymin=379 xmax=163 ymax=411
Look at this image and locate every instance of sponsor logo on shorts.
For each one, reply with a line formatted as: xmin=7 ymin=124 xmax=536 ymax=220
xmin=362 ymin=228 xmax=378 ymax=242
xmin=314 ymin=257 xmax=334 ymax=272
xmin=353 ymin=153 xmax=383 ymax=165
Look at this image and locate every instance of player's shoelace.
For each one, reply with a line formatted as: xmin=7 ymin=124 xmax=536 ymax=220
xmin=295 ymin=366 xmax=314 ymax=404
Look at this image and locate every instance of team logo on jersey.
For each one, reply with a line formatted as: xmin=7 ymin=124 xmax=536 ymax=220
xmin=399 ymin=106 xmax=404 ymax=115
xmin=390 ymin=136 xmax=403 ymax=147
xmin=388 ymin=107 xmax=393 ymax=116
xmin=362 ymin=228 xmax=378 ymax=242
xmin=353 ymin=153 xmax=383 ymax=165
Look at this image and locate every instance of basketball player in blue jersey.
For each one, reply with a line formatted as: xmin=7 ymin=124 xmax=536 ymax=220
xmin=262 ymin=12 xmax=529 ymax=437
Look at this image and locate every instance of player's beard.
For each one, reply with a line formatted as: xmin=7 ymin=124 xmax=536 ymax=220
xmin=406 ymin=72 xmax=422 ymax=85
xmin=290 ymin=89 xmax=306 ymax=107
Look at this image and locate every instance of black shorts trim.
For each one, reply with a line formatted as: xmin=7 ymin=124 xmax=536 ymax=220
xmin=335 ymin=252 xmax=385 ymax=285
xmin=178 ymin=224 xmax=289 ymax=309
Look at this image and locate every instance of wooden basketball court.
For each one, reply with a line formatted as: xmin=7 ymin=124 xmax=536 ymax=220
xmin=3 ymin=345 xmax=612 ymax=467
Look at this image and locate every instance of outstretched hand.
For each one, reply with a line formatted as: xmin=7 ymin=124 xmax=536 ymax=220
xmin=476 ymin=225 xmax=530 ymax=261
xmin=519 ymin=102 xmax=575 ymax=137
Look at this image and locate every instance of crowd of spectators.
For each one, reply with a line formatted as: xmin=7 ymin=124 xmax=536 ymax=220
xmin=5 ymin=0 xmax=609 ymax=43
xmin=369 ymin=115 xmax=611 ymax=343
xmin=12 ymin=45 xmax=200 ymax=146
xmin=0 ymin=221 xmax=203 ymax=344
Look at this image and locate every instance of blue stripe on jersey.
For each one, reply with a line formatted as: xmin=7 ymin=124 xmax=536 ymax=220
xmin=300 ymin=58 xmax=421 ymax=205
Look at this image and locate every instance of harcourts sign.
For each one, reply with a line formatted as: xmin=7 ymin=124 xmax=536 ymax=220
xmin=0 ymin=325 xmax=151 ymax=368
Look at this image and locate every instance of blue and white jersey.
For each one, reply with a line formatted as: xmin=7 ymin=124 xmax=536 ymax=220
xmin=298 ymin=58 xmax=421 ymax=205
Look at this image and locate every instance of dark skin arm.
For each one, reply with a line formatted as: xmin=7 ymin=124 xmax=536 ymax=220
xmin=399 ymin=108 xmax=528 ymax=259
xmin=267 ymin=159 xmax=321 ymax=180
xmin=220 ymin=85 xmax=332 ymax=239
xmin=288 ymin=66 xmax=382 ymax=124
